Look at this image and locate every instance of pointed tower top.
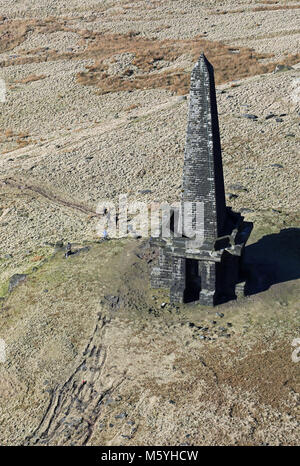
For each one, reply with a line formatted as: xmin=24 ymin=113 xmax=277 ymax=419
xmin=194 ymin=52 xmax=206 ymax=65
xmin=192 ymin=52 xmax=212 ymax=75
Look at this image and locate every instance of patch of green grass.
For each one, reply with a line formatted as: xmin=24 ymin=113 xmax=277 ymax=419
xmin=0 ymin=280 xmax=9 ymax=298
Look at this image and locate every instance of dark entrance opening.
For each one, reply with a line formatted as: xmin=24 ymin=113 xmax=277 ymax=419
xmin=184 ymin=259 xmax=201 ymax=303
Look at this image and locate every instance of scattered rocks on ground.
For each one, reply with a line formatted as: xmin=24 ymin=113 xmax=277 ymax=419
xmin=240 ymin=208 xmax=254 ymax=214
xmin=274 ymin=64 xmax=293 ymax=73
xmin=138 ymin=189 xmax=152 ymax=194
xmin=102 ymin=294 xmax=123 ymax=311
xmin=241 ymin=114 xmax=258 ymax=120
xmin=104 ymin=398 xmax=114 ymax=406
xmin=64 ymin=245 xmax=90 ymax=258
xmin=65 ymin=242 xmax=72 ymax=258
xmin=8 ymin=273 xmax=27 ymax=293
xmin=228 ymin=184 xmax=248 ymax=192
xmin=115 ymin=412 xmax=128 ymax=419
xmin=226 ymin=192 xmax=238 ymax=200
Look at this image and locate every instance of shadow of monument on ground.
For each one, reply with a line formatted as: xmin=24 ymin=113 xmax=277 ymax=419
xmin=243 ymin=227 xmax=300 ymax=296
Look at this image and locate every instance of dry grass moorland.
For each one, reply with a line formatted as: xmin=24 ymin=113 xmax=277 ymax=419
xmin=0 ymin=0 xmax=299 ymax=446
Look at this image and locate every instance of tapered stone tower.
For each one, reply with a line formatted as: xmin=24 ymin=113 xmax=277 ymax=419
xmin=150 ymin=53 xmax=253 ymax=305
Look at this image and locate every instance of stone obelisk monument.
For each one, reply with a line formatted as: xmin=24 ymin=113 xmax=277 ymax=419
xmin=150 ymin=53 xmax=252 ymax=306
